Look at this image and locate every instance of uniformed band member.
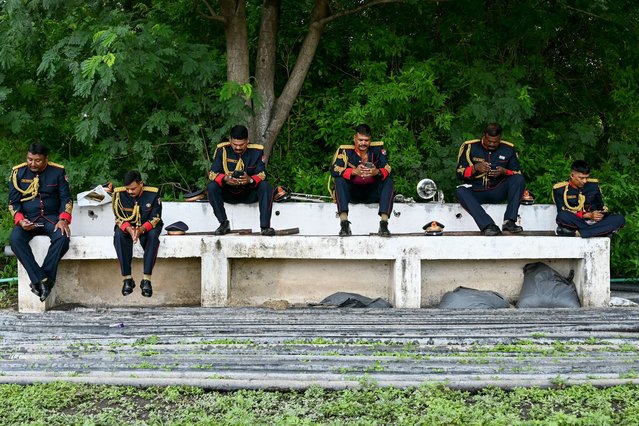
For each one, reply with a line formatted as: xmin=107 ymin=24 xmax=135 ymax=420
xmin=112 ymin=170 xmax=163 ymax=297
xmin=455 ymin=123 xmax=526 ymax=236
xmin=207 ymin=125 xmax=275 ymax=236
xmin=553 ymin=160 xmax=625 ymax=238
xmin=9 ymin=143 xmax=72 ymax=302
xmin=330 ymin=124 xmax=395 ymax=236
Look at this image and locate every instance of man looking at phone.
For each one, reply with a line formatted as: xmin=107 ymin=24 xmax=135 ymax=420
xmin=455 ymin=123 xmax=526 ymax=236
xmin=330 ymin=124 xmax=395 ymax=236
xmin=112 ymin=170 xmax=163 ymax=297
xmin=553 ymin=160 xmax=624 ymax=237
xmin=207 ymin=125 xmax=275 ymax=235
xmin=9 ymin=142 xmax=72 ymax=302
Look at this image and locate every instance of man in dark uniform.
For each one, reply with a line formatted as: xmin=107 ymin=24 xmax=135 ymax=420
xmin=330 ymin=124 xmax=395 ymax=236
xmin=455 ymin=123 xmax=526 ymax=236
xmin=207 ymin=125 xmax=275 ymax=236
xmin=553 ymin=160 xmax=625 ymax=237
xmin=112 ymin=170 xmax=163 ymax=297
xmin=9 ymin=142 xmax=72 ymax=302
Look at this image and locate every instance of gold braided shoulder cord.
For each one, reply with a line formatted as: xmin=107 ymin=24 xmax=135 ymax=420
xmin=221 ymin=148 xmax=245 ymax=175
xmin=113 ymin=192 xmax=141 ymax=226
xmin=563 ymin=186 xmax=585 ymax=213
xmin=11 ymin=169 xmax=39 ymax=202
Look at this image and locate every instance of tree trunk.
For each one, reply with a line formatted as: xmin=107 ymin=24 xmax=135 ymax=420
xmin=254 ymin=0 xmax=280 ymax=147
xmin=257 ymin=0 xmax=331 ymax=159
xmin=220 ymin=0 xmax=250 ymax=85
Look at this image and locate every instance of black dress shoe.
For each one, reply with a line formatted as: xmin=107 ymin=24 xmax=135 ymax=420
xmin=502 ymin=219 xmax=523 ymax=233
xmin=481 ymin=224 xmax=502 ymax=236
xmin=260 ymin=227 xmax=275 ymax=236
xmin=214 ymin=220 xmax=231 ymax=235
xmin=140 ymin=279 xmax=153 ymax=297
xmin=39 ymin=279 xmax=55 ymax=302
xmin=339 ymin=220 xmax=352 ymax=236
xmin=122 ymin=278 xmax=135 ymax=296
xmin=30 ymin=280 xmax=43 ymax=298
xmin=378 ymin=220 xmax=391 ymax=237
xmin=555 ymin=226 xmax=577 ymax=237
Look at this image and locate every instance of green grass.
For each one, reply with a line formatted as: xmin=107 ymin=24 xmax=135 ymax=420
xmin=1 ymin=382 xmax=639 ymax=425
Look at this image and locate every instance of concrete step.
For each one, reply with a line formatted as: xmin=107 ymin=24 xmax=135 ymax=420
xmin=1 ymin=307 xmax=638 ymax=390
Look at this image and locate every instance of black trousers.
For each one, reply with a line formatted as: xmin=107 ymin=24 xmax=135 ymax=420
xmin=113 ymin=225 xmax=163 ymax=276
xmin=10 ymin=216 xmax=69 ymax=284
xmin=207 ymin=180 xmax=274 ymax=228
xmin=334 ymin=177 xmax=395 ymax=216
xmin=556 ymin=210 xmax=625 ymax=238
xmin=455 ymin=174 xmax=526 ymax=231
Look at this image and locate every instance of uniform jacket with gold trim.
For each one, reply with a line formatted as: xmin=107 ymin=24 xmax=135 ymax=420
xmin=552 ymin=179 xmax=604 ymax=219
xmin=330 ymin=142 xmax=391 ymax=185
xmin=8 ymin=162 xmax=72 ymax=225
xmin=456 ymin=139 xmax=522 ymax=190
xmin=208 ymin=143 xmax=267 ymax=192
xmin=112 ymin=186 xmax=162 ymax=233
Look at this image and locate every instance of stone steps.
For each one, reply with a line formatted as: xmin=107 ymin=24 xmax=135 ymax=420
xmin=1 ymin=307 xmax=639 ymax=389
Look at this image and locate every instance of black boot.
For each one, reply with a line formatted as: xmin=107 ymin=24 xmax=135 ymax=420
xmin=140 ymin=279 xmax=153 ymax=297
xmin=481 ymin=224 xmax=502 ymax=236
xmin=261 ymin=227 xmax=275 ymax=236
xmin=555 ymin=226 xmax=577 ymax=237
xmin=121 ymin=278 xmax=135 ymax=296
xmin=30 ymin=280 xmax=44 ymax=298
xmin=39 ymin=279 xmax=55 ymax=302
xmin=214 ymin=220 xmax=231 ymax=235
xmin=339 ymin=220 xmax=352 ymax=236
xmin=502 ymin=219 xmax=523 ymax=233
xmin=378 ymin=220 xmax=391 ymax=237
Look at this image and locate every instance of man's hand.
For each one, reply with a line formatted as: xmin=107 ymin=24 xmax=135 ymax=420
xmin=473 ymin=161 xmax=491 ymax=174
xmin=131 ymin=226 xmax=147 ymax=243
xmin=355 ymin=163 xmax=378 ymax=178
xmin=585 ymin=211 xmax=604 ymax=222
xmin=54 ymin=219 xmax=71 ymax=237
xmin=488 ymin=166 xmax=506 ymax=177
xmin=224 ymin=173 xmax=251 ymax=186
xmin=127 ymin=225 xmax=137 ymax=242
xmin=19 ymin=219 xmax=38 ymax=231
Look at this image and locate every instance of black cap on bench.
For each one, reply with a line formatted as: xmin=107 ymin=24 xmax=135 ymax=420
xmin=166 ymin=221 xmax=189 ymax=235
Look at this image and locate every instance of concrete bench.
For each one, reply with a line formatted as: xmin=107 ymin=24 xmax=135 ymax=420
xmin=17 ymin=202 xmax=611 ymax=312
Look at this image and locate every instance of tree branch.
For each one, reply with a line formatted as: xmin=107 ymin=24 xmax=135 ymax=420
xmin=196 ymin=0 xmax=225 ymax=23
xmin=318 ymin=0 xmax=404 ymax=26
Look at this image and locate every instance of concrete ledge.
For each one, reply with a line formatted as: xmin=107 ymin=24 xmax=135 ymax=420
xmin=18 ymin=232 xmax=610 ymax=312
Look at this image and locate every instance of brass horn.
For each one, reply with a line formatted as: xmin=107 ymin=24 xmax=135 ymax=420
xmin=416 ymin=178 xmax=444 ymax=203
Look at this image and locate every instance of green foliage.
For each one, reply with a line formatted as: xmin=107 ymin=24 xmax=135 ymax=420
xmin=2 ymin=383 xmax=639 ymax=424
xmin=1 ymin=0 xmax=639 ymax=274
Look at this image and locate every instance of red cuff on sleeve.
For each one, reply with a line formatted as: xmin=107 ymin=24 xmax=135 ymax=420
xmin=463 ymin=166 xmax=474 ymax=178
xmin=342 ymin=168 xmax=353 ymax=180
xmin=379 ymin=168 xmax=389 ymax=180
xmin=576 ymin=211 xmax=584 ymax=219
xmin=14 ymin=212 xmax=25 ymax=225
xmin=215 ymin=173 xmax=225 ymax=186
xmin=59 ymin=212 xmax=72 ymax=224
xmin=120 ymin=222 xmax=131 ymax=232
xmin=504 ymin=169 xmax=514 ymax=176
xmin=142 ymin=222 xmax=152 ymax=232
xmin=251 ymin=175 xmax=262 ymax=186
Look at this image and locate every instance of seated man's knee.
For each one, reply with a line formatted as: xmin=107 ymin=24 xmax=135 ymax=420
xmin=207 ymin=181 xmax=222 ymax=196
xmin=9 ymin=228 xmax=23 ymax=246
xmin=455 ymin=186 xmax=469 ymax=199
xmin=511 ymin=174 xmax=525 ymax=186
